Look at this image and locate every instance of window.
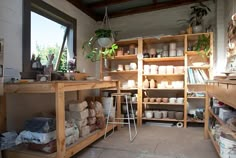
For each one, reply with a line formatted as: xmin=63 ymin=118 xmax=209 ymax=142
xmin=23 ymin=0 xmax=76 ymax=78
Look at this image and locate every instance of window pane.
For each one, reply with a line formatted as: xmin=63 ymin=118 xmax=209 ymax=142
xmin=31 ymin=12 xmax=66 ymax=67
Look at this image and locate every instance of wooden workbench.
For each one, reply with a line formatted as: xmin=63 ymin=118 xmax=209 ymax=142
xmin=1 ymin=80 xmax=119 ymax=158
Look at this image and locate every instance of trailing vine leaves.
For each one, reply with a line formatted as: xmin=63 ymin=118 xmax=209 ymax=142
xmin=100 ymin=44 xmax=118 ymax=59
xmin=193 ymin=34 xmax=211 ymax=58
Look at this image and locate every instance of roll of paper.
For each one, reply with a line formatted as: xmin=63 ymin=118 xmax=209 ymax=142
xmin=176 ymin=122 xmax=183 ymax=128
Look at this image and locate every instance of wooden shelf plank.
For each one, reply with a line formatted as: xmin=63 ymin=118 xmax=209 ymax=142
xmin=207 ymin=129 xmax=221 ymax=157
xmin=110 ymin=55 xmax=137 ymax=60
xmin=143 ymin=102 xmax=184 ymax=106
xmin=108 ymin=70 xmax=138 ymax=74
xmin=187 ymin=83 xmax=206 ymax=86
xmin=187 ymin=97 xmax=206 ymax=99
xmin=187 ymin=119 xmax=204 ymax=123
xmin=188 ymin=65 xmax=210 ymax=69
xmin=103 ymin=88 xmax=138 ymax=91
xmin=208 ymin=108 xmax=225 ymax=126
xmin=143 ymin=73 xmax=184 ymax=77
xmin=143 ymin=88 xmax=184 ymax=91
xmin=143 ymin=56 xmax=184 ymax=62
xmin=142 ymin=117 xmax=183 ymax=122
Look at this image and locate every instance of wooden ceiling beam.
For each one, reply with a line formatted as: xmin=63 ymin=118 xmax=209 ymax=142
xmin=88 ymin=0 xmax=133 ymax=9
xmin=108 ymin=0 xmax=209 ymax=19
xmin=67 ymin=0 xmax=98 ymax=20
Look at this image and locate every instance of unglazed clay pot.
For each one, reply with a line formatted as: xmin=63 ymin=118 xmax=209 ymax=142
xmin=162 ymin=98 xmax=169 ymax=103
xmin=156 ymin=98 xmax=162 ymax=103
xmin=143 ymin=97 xmax=149 ymax=102
xmin=161 ymin=111 xmax=168 ymax=118
xmin=175 ymin=112 xmax=184 ymax=120
xmin=143 ymin=78 xmax=149 ymax=88
xmin=150 ymin=98 xmax=156 ymax=102
xmin=154 ymin=111 xmax=162 ymax=119
xmin=168 ymin=111 xmax=175 ymax=119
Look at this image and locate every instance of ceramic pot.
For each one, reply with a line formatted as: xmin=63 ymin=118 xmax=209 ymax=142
xmin=130 ymin=63 xmax=137 ymax=70
xmin=166 ymin=65 xmax=174 ymax=74
xmin=193 ymin=25 xmax=203 ymax=33
xmin=144 ymin=65 xmax=150 ymax=74
xmin=186 ymin=26 xmax=192 ymax=34
xmin=156 ymin=98 xmax=162 ymax=103
xmin=149 ymin=48 xmax=157 ymax=58
xmin=98 ymin=37 xmax=114 ymax=48
xmin=161 ymin=111 xmax=168 ymax=118
xmin=143 ymin=78 xmax=149 ymax=88
xmin=116 ymin=49 xmax=123 ymax=56
xmin=154 ymin=111 xmax=162 ymax=119
xmin=145 ymin=111 xmax=153 ymax=118
xmin=168 ymin=111 xmax=175 ymax=119
xmin=169 ymin=97 xmax=176 ymax=104
xmin=150 ymin=65 xmax=158 ymax=74
xmin=175 ymin=112 xmax=184 ymax=120
xmin=150 ymin=98 xmax=156 ymax=102
xmin=162 ymin=98 xmax=169 ymax=103
xmin=150 ymin=79 xmax=156 ymax=88
xmin=143 ymin=97 xmax=149 ymax=102
xmin=117 ymin=64 xmax=123 ymax=71
xmin=169 ymin=43 xmax=176 ymax=50
xmin=143 ymin=52 xmax=150 ymax=58
xmin=176 ymin=98 xmax=184 ymax=104
xmin=125 ymin=65 xmax=130 ymax=71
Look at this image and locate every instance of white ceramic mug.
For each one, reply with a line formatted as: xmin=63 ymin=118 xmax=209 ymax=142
xmin=176 ymin=98 xmax=184 ymax=104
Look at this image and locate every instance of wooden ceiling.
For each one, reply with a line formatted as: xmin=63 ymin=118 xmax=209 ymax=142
xmin=67 ymin=0 xmax=210 ymax=21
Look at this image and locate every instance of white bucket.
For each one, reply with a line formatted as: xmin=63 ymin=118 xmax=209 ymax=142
xmin=220 ymin=135 xmax=236 ymax=158
xmin=102 ymin=97 xmax=115 ymax=117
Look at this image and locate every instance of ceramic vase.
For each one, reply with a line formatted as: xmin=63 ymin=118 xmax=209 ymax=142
xmin=143 ymin=78 xmax=149 ymax=88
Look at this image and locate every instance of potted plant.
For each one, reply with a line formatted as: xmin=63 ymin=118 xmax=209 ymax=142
xmin=193 ymin=34 xmax=211 ymax=57
xmin=189 ymin=2 xmax=211 ymax=33
xmin=100 ymin=44 xmax=118 ymax=69
xmin=82 ymin=28 xmax=117 ymax=62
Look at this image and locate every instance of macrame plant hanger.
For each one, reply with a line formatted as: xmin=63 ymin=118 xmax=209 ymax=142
xmin=98 ymin=6 xmax=114 ymax=48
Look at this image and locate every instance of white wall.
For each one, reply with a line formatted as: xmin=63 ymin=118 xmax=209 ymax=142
xmin=110 ymin=1 xmax=215 ymax=40
xmin=0 ymin=0 xmax=98 ymax=130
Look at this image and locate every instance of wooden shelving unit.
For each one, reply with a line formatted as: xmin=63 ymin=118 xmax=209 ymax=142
xmin=143 ymin=102 xmax=184 ymax=106
xmin=142 ymin=117 xmax=183 ymax=122
xmin=2 ymin=81 xmax=119 ymax=158
xmin=100 ymin=33 xmax=213 ymax=128
xmin=205 ymin=80 xmax=236 ymax=157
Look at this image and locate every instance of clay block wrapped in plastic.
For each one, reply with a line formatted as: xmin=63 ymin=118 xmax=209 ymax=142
xmin=88 ymin=117 xmax=96 ymax=125
xmin=74 ymin=119 xmax=88 ymax=129
xmin=96 ymin=116 xmax=105 ymax=129
xmin=70 ymin=109 xmax=89 ymax=120
xmin=24 ymin=117 xmax=56 ymax=133
xmin=89 ymin=124 xmax=97 ymax=133
xmin=80 ymin=125 xmax=90 ymax=137
xmin=89 ymin=109 xmax=96 ymax=117
xmin=69 ymin=101 xmax=88 ymax=112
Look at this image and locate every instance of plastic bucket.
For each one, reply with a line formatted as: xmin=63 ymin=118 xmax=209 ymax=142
xmin=220 ymin=135 xmax=236 ymax=158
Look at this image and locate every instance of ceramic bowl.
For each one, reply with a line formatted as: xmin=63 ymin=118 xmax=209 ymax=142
xmin=161 ymin=111 xmax=168 ymax=118
xmin=168 ymin=111 xmax=175 ymax=119
xmin=154 ymin=111 xmax=162 ymax=119
xmin=143 ymin=97 xmax=149 ymax=102
xmin=149 ymin=98 xmax=156 ymax=102
xmin=162 ymin=98 xmax=169 ymax=103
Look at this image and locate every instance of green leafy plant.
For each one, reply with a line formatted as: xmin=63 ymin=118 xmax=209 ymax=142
xmin=193 ymin=34 xmax=211 ymax=57
xmin=82 ymin=29 xmax=117 ymax=62
xmin=100 ymin=44 xmax=118 ymax=59
xmin=189 ymin=2 xmax=211 ymax=26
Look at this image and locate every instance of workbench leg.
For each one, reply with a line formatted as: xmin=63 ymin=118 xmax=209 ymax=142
xmin=56 ymin=83 xmax=66 ymax=158
xmin=204 ymin=89 xmax=210 ymax=139
xmin=0 ymin=95 xmax=6 ymax=132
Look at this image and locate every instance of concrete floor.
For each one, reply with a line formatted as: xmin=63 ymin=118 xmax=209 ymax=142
xmin=74 ymin=126 xmax=218 ymax=158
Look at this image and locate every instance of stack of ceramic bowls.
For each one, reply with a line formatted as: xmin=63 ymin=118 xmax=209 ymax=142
xmin=159 ymin=66 xmax=166 ymax=74
xmin=162 ymin=45 xmax=168 ymax=57
xmin=144 ymin=65 xmax=150 ymax=74
xmin=166 ymin=65 xmax=174 ymax=74
xmin=150 ymin=65 xmax=158 ymax=74
xmin=176 ymin=47 xmax=184 ymax=56
xmin=169 ymin=43 xmax=177 ymax=57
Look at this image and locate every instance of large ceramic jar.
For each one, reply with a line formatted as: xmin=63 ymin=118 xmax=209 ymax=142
xmin=143 ymin=78 xmax=149 ymax=88
xmin=150 ymin=79 xmax=156 ymax=88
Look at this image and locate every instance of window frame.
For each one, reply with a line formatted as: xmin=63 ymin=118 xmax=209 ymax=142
xmin=23 ymin=0 xmax=77 ymax=78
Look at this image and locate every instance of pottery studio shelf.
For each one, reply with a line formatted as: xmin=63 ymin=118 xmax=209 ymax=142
xmin=142 ymin=117 xmax=184 ymax=122
xmin=143 ymin=88 xmax=184 ymax=91
xmin=142 ymin=74 xmax=184 ymax=77
xmin=143 ymin=56 xmax=184 ymax=62
xmin=143 ymin=102 xmax=184 ymax=106
xmin=110 ymin=55 xmax=137 ymax=60
xmin=108 ymin=70 xmax=138 ymax=74
xmin=187 ymin=97 xmax=206 ymax=99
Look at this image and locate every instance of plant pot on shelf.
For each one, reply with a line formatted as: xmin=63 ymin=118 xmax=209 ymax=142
xmin=193 ymin=25 xmax=203 ymax=33
xmin=98 ymin=37 xmax=114 ymax=48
